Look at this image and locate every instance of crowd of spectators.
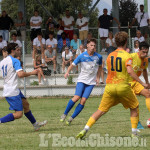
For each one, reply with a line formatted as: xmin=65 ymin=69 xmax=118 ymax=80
xmin=0 ymin=4 xmax=149 ymax=84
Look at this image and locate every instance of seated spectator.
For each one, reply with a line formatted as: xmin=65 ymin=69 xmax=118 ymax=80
xmin=56 ymin=18 xmax=64 ymax=40
xmin=45 ymin=45 xmax=57 ymax=74
xmin=0 ymin=10 xmax=14 ymax=42
xmin=0 ymin=35 xmax=7 ymax=55
xmin=76 ymin=44 xmax=87 ymax=57
xmin=58 ymin=32 xmax=70 ymax=53
xmin=30 ymin=10 xmax=42 ymax=42
xmin=45 ymin=16 xmax=55 ymax=39
xmin=34 ymin=54 xmax=46 ymax=85
xmin=106 ymin=31 xmax=116 ymax=55
xmin=134 ymin=30 xmax=145 ymax=43
xmin=46 ymin=31 xmax=57 ymax=49
xmin=10 ymin=33 xmax=22 ymax=50
xmin=70 ymin=34 xmax=81 ymax=56
xmin=62 ymin=46 xmax=73 ymax=73
xmin=32 ymin=32 xmax=45 ymax=63
xmin=133 ymin=40 xmax=140 ymax=53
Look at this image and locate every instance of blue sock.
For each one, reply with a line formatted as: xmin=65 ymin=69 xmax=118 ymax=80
xmin=71 ymin=103 xmax=84 ymax=119
xmin=24 ymin=110 xmax=36 ymax=124
xmin=0 ymin=113 xmax=14 ymax=123
xmin=64 ymin=99 xmax=75 ymax=115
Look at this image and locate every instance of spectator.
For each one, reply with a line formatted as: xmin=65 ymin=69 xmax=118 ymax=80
xmin=34 ymin=54 xmax=46 ymax=85
xmin=10 ymin=33 xmax=22 ymax=50
xmin=70 ymin=34 xmax=81 ymax=55
xmin=134 ymin=30 xmax=145 ymax=43
xmin=30 ymin=10 xmax=42 ymax=41
xmin=58 ymin=32 xmax=70 ymax=53
xmin=98 ymin=8 xmax=120 ymax=51
xmin=0 ymin=35 xmax=7 ymax=55
xmin=45 ymin=16 xmax=55 ymax=39
xmin=45 ymin=45 xmax=57 ymax=74
xmin=57 ymin=18 xmax=64 ymax=40
xmin=15 ymin=11 xmax=26 ymax=42
xmin=46 ymin=31 xmax=57 ymax=49
xmin=106 ymin=31 xmax=116 ymax=55
xmin=126 ymin=47 xmax=131 ymax=53
xmin=76 ymin=12 xmax=88 ymax=46
xmin=129 ymin=4 xmax=149 ymax=40
xmin=62 ymin=46 xmax=73 ymax=73
xmin=133 ymin=40 xmax=140 ymax=53
xmin=32 ymin=32 xmax=45 ymax=64
xmin=62 ymin=9 xmax=75 ymax=40
xmin=0 ymin=10 xmax=14 ymax=42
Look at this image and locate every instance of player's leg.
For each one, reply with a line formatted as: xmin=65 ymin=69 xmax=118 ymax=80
xmin=60 ymin=82 xmax=84 ymax=122
xmin=66 ymin=84 xmax=94 ymax=125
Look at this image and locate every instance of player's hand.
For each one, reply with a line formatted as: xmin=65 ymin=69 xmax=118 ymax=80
xmin=142 ymin=83 xmax=148 ymax=88
xmin=64 ymin=72 xmax=69 ymax=79
xmin=147 ymin=84 xmax=150 ymax=89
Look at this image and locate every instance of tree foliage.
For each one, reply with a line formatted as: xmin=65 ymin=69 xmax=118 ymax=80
xmin=0 ymin=0 xmax=99 ymax=29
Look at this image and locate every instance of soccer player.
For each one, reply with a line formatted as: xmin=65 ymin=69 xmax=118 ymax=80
xmin=129 ymin=41 xmax=150 ymax=130
xmin=0 ymin=43 xmax=47 ymax=131
xmin=60 ymin=38 xmax=102 ymax=125
xmin=76 ymin=31 xmax=148 ymax=139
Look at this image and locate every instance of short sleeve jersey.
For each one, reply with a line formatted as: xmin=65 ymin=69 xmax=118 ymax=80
xmin=106 ymin=49 xmax=132 ymax=84
xmin=0 ymin=55 xmax=22 ymax=97
xmin=72 ymin=51 xmax=102 ymax=85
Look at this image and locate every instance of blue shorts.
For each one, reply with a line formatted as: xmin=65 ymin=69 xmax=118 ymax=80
xmin=74 ymin=82 xmax=95 ymax=99
xmin=5 ymin=91 xmax=25 ymax=111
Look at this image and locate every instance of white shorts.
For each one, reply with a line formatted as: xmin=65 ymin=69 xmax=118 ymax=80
xmin=99 ymin=28 xmax=109 ymax=38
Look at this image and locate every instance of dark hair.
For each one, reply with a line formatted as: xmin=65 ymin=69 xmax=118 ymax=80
xmin=12 ymin=33 xmax=17 ymax=37
xmin=139 ymin=41 xmax=149 ymax=50
xmin=140 ymin=4 xmax=144 ymax=7
xmin=7 ymin=43 xmax=18 ymax=54
xmin=37 ymin=32 xmax=42 ymax=36
xmin=34 ymin=10 xmax=39 ymax=13
xmin=61 ymin=32 xmax=66 ymax=36
xmin=49 ymin=31 xmax=54 ymax=35
xmin=0 ymin=35 xmax=3 ymax=38
xmin=87 ymin=38 xmax=97 ymax=44
xmin=115 ymin=31 xmax=128 ymax=47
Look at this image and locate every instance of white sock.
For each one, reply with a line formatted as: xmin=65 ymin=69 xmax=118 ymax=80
xmin=132 ymin=128 xmax=137 ymax=134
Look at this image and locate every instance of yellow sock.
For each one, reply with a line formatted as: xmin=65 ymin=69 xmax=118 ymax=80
xmin=130 ymin=117 xmax=138 ymax=128
xmin=137 ymin=107 xmax=139 ymax=122
xmin=86 ymin=117 xmax=96 ymax=128
xmin=146 ymin=98 xmax=150 ymax=112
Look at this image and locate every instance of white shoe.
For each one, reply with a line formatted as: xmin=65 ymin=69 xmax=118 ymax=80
xmin=34 ymin=120 xmax=48 ymax=131
xmin=39 ymin=82 xmax=43 ymax=85
xmin=44 ymin=78 xmax=46 ymax=81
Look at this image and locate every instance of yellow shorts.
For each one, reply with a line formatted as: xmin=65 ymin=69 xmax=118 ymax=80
xmin=98 ymin=84 xmax=139 ymax=112
xmin=130 ymin=81 xmax=144 ymax=95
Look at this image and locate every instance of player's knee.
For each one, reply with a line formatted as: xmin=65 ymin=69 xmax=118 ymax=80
xmin=72 ymin=96 xmax=80 ymax=102
xmin=80 ymin=98 xmax=87 ymax=105
xmin=23 ymin=101 xmax=30 ymax=112
xmin=13 ymin=111 xmax=23 ymax=119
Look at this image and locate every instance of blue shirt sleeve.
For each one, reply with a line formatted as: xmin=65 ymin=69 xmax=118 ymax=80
xmin=11 ymin=57 xmax=22 ymax=71
xmin=98 ymin=55 xmax=103 ymax=66
xmin=73 ymin=54 xmax=82 ymax=65
xmin=70 ymin=40 xmax=73 ymax=47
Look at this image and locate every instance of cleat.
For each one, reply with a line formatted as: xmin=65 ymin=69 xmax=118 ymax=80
xmin=66 ymin=117 xmax=73 ymax=126
xmin=137 ymin=121 xmax=144 ymax=130
xmin=34 ymin=120 xmax=47 ymax=131
xmin=76 ymin=129 xmax=87 ymax=139
xmin=60 ymin=114 xmax=66 ymax=122
xmin=131 ymin=133 xmax=140 ymax=138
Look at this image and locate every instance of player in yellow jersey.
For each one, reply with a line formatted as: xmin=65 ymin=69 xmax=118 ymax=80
xmin=129 ymin=41 xmax=150 ymax=130
xmin=76 ymin=31 xmax=148 ymax=139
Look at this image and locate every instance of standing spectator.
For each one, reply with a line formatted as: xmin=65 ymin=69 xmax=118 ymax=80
xmin=45 ymin=45 xmax=57 ymax=74
xmin=30 ymin=10 xmax=42 ymax=41
xmin=57 ymin=18 xmax=64 ymax=40
xmin=0 ymin=10 xmax=14 ymax=42
xmin=62 ymin=46 xmax=73 ymax=73
xmin=34 ymin=54 xmax=46 ymax=85
xmin=98 ymin=8 xmax=120 ymax=51
xmin=32 ymin=32 xmax=45 ymax=64
xmin=0 ymin=35 xmax=7 ymax=55
xmin=58 ymin=32 xmax=70 ymax=53
xmin=134 ymin=30 xmax=145 ymax=43
xmin=106 ymin=31 xmax=116 ymax=55
xmin=10 ymin=33 xmax=22 ymax=50
xmin=70 ymin=34 xmax=81 ymax=56
xmin=45 ymin=16 xmax=55 ymax=39
xmin=62 ymin=9 xmax=75 ymax=40
xmin=129 ymin=4 xmax=149 ymax=40
xmin=76 ymin=12 xmax=88 ymax=46
xmin=15 ymin=11 xmax=26 ymax=42
xmin=46 ymin=32 xmax=57 ymax=49
xmin=133 ymin=40 xmax=140 ymax=53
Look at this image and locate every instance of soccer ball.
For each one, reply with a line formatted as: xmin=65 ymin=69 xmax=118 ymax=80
xmin=147 ymin=118 xmax=150 ymax=128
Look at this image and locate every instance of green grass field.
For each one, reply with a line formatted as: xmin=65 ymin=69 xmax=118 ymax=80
xmin=0 ymin=96 xmax=149 ymax=150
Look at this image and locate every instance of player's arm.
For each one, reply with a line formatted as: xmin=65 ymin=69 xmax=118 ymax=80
xmin=64 ymin=64 xmax=74 ymax=79
xmin=96 ymin=65 xmax=102 ymax=85
xmin=127 ymin=65 xmax=148 ymax=88
xmin=17 ymin=70 xmax=38 ymax=78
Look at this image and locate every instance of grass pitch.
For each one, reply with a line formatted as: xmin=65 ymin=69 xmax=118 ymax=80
xmin=0 ymin=96 xmax=149 ymax=150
